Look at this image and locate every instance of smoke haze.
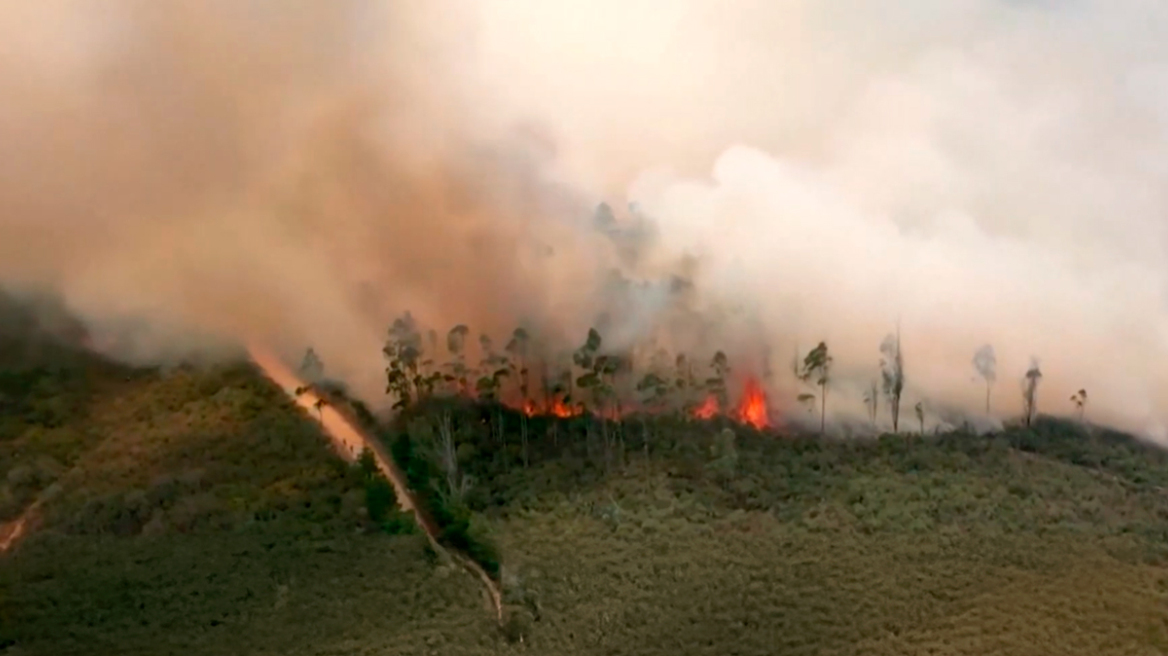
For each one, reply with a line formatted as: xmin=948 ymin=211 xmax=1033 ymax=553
xmin=2 ymin=0 xmax=1168 ymax=439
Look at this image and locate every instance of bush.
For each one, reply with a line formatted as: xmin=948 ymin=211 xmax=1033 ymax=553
xmin=365 ymin=477 xmax=396 ymax=524
xmin=388 ymin=429 xmax=502 ymax=580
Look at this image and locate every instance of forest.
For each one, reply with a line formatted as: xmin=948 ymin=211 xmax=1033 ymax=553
xmin=292 ymin=310 xmax=1091 ymax=592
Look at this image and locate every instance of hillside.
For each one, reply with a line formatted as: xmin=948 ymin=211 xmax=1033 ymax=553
xmin=0 ymin=325 xmax=497 ymax=655
xmin=375 ymin=395 xmax=1168 ymax=654
xmin=3 ymin=318 xmax=1168 ymax=654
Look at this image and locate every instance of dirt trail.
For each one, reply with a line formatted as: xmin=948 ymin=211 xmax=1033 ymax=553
xmin=247 ymin=345 xmax=503 ymax=622
xmin=0 ymin=502 xmax=38 ymax=553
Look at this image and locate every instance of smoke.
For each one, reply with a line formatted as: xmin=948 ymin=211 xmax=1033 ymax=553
xmin=2 ymin=1 xmax=1168 ymax=440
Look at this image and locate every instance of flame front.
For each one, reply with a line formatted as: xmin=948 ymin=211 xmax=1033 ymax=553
xmin=504 ymin=375 xmax=770 ymax=427
xmin=693 ymin=395 xmax=719 ymax=419
xmin=735 ymin=376 xmax=770 ymax=428
xmin=521 ymin=396 xmax=581 ymax=418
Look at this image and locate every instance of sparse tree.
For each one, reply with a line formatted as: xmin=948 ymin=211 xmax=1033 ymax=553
xmin=799 ymin=342 xmax=832 ymax=436
xmin=675 ymin=353 xmax=698 ymax=414
xmin=880 ymin=330 xmax=905 ymax=433
xmin=573 ymin=328 xmax=603 ymax=412
xmin=299 ymin=347 xmax=324 ymax=383
xmin=972 ymin=344 xmax=997 ymax=415
xmin=434 ymin=413 xmax=473 ymax=504
xmin=863 ymin=381 xmax=880 ymax=427
xmin=574 ymin=328 xmax=607 ymax=463
xmin=505 ymin=327 xmax=532 ymax=404
xmin=636 ymin=372 xmax=670 ymax=414
xmin=444 ymin=324 xmax=471 ymax=395
xmin=706 ymin=351 xmax=730 ymax=412
xmin=914 ymin=401 xmax=925 ymax=435
xmin=1070 ymin=388 xmax=1088 ymax=423
xmin=596 ymin=353 xmax=629 ymax=464
xmin=505 ymin=327 xmax=533 ymax=467
xmin=475 ymin=334 xmax=512 ymax=402
xmin=1021 ymin=359 xmax=1043 ymax=428
xmin=384 ymin=312 xmax=423 ymax=410
xmin=474 ymin=333 xmax=510 ymax=456
xmin=796 ymin=392 xmax=817 ymax=415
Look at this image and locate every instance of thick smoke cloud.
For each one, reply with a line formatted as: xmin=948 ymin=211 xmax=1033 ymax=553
xmin=2 ymin=0 xmax=1168 ymax=439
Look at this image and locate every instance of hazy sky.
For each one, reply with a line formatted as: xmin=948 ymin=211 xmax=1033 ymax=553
xmin=2 ymin=0 xmax=1167 ymax=438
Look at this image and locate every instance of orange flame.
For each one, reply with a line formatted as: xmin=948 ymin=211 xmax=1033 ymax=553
xmin=735 ymin=376 xmax=770 ymax=428
xmin=693 ymin=395 xmax=719 ymax=419
xmin=496 ymin=376 xmax=770 ymax=429
xmin=517 ymin=396 xmax=582 ymax=418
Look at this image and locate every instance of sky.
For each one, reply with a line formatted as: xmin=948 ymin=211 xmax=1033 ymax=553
xmin=1 ymin=0 xmax=1167 ymax=438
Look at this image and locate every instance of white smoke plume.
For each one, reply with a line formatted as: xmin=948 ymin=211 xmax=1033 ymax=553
xmin=2 ymin=0 xmax=1168 ymax=440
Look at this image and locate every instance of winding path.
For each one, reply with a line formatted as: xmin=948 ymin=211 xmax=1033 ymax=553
xmin=0 ymin=503 xmax=36 ymax=553
xmin=247 ymin=345 xmax=503 ymax=622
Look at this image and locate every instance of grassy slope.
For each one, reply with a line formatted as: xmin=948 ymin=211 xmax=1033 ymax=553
xmin=0 ymin=337 xmax=495 ymax=655
xmin=5 ymin=316 xmax=1168 ymax=654
xmin=398 ymin=409 xmax=1168 ymax=655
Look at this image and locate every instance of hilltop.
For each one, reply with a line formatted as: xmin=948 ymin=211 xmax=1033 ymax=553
xmin=2 ymin=311 xmax=1168 ymax=654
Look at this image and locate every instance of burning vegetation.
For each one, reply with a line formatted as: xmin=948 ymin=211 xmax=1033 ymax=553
xmin=369 ymin=312 xmax=774 ymax=430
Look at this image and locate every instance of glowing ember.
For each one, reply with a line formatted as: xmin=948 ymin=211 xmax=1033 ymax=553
xmin=550 ymin=399 xmax=577 ymax=418
xmin=516 ymin=396 xmax=582 ymax=418
xmin=735 ymin=376 xmax=770 ymax=428
xmin=693 ymin=395 xmax=719 ymax=419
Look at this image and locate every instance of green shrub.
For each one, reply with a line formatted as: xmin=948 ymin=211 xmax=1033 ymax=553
xmin=365 ymin=477 xmax=396 ymax=524
xmin=387 ymin=429 xmax=502 ymax=579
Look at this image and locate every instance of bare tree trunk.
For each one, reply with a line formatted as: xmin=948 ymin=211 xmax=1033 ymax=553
xmin=437 ymin=412 xmax=459 ymax=495
xmin=985 ymin=384 xmax=991 ymax=415
xmin=642 ymin=417 xmax=650 ymax=458
xmin=602 ymin=418 xmax=610 ymax=472
xmin=520 ymin=413 xmax=529 ymax=469
xmin=820 ymin=382 xmax=827 ymax=436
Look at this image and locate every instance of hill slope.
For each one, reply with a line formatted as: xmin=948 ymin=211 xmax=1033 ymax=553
xmin=0 ymin=338 xmax=497 ymax=655
xmin=383 ymin=405 xmax=1168 ymax=655
xmin=3 ymin=318 xmax=1168 ymax=654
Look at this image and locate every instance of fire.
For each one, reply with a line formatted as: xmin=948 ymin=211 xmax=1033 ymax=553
xmin=500 ymin=375 xmax=771 ymax=429
xmin=549 ymin=399 xmax=577 ymax=418
xmin=693 ymin=395 xmax=719 ymax=419
xmin=519 ymin=396 xmax=581 ymax=418
xmin=735 ymin=376 xmax=770 ymax=428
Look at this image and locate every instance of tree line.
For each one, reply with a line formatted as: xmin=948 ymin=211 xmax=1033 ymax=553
xmin=296 ymin=312 xmax=1090 ymax=439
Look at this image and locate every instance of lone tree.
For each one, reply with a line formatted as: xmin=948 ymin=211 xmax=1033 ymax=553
xmin=505 ymin=327 xmax=532 ymax=405
xmin=972 ymin=344 xmax=997 ymax=414
xmin=444 ymin=324 xmax=471 ymax=395
xmin=863 ymin=380 xmax=880 ymax=427
xmin=914 ymin=401 xmax=925 ymax=435
xmin=474 ymin=334 xmax=510 ymax=404
xmin=799 ymin=341 xmax=832 ymax=436
xmin=880 ymin=330 xmax=905 ymax=433
xmin=295 ymin=347 xmax=327 ymax=419
xmin=707 ymin=351 xmax=731 ymax=412
xmin=1021 ymin=359 xmax=1043 ymax=428
xmin=573 ymin=328 xmax=603 ymax=412
xmin=1070 ymin=388 xmax=1088 ymax=423
xmin=505 ymin=326 xmax=532 ymax=467
xmin=384 ymin=312 xmax=423 ymax=409
xmin=299 ymin=347 xmax=324 ymax=383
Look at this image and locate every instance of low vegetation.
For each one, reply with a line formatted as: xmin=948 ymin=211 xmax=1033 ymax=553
xmin=0 ymin=317 xmax=493 ymax=655
xmin=399 ymin=407 xmax=1168 ymax=653
xmin=4 ymin=297 xmax=1168 ymax=654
